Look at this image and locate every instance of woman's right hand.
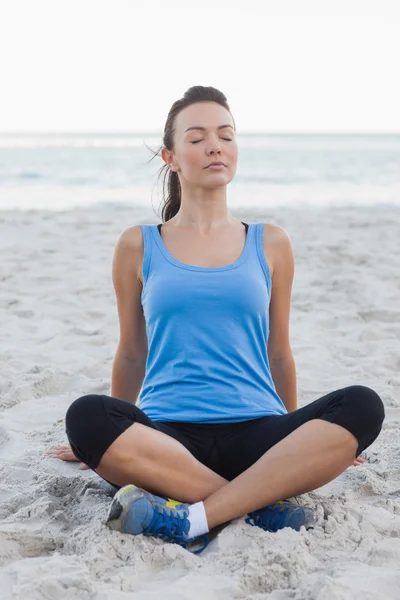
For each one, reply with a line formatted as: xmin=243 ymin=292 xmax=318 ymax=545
xmin=45 ymin=445 xmax=90 ymax=470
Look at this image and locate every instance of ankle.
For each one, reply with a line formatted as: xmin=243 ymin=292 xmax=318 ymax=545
xmin=184 ymin=501 xmax=209 ymax=539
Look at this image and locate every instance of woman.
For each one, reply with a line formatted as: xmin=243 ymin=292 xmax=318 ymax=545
xmin=46 ymin=86 xmax=385 ymax=554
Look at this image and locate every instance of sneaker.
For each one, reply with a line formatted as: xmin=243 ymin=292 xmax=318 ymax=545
xmin=245 ymin=499 xmax=317 ymax=532
xmin=106 ymin=484 xmax=209 ymax=554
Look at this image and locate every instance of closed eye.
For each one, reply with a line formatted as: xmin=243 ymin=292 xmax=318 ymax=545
xmin=191 ymin=138 xmax=232 ymax=144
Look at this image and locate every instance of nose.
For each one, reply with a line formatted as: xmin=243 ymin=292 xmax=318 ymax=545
xmin=206 ymin=136 xmax=222 ymax=155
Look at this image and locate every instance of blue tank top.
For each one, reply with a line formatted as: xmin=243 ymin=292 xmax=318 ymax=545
xmin=137 ymin=222 xmax=288 ymax=423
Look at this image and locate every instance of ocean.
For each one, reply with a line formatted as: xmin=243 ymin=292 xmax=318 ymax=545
xmin=0 ymin=133 xmax=399 ymax=212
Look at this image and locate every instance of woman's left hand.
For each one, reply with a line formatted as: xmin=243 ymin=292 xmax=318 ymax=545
xmin=353 ymin=456 xmax=366 ymax=466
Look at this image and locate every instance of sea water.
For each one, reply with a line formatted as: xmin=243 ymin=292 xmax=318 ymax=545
xmin=0 ymin=133 xmax=399 ymax=212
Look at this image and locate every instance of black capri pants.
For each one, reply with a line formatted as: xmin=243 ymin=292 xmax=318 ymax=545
xmin=65 ymin=385 xmax=385 ymax=490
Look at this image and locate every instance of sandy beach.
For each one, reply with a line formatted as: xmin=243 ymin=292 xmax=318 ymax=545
xmin=1 ymin=202 xmax=400 ymax=599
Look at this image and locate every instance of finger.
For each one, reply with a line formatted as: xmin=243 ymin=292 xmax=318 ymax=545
xmin=46 ymin=449 xmax=70 ymax=456
xmin=80 ymin=463 xmax=90 ymax=470
xmin=49 ymin=453 xmax=75 ymax=461
xmin=45 ymin=447 xmax=70 ymax=454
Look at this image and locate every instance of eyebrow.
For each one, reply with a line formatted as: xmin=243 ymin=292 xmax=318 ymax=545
xmin=184 ymin=124 xmax=234 ymax=133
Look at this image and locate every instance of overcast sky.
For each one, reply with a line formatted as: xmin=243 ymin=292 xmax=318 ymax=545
xmin=1 ymin=0 xmax=399 ymax=134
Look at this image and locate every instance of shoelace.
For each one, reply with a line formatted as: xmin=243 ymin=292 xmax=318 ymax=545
xmin=142 ymin=505 xmax=209 ymax=554
xmin=245 ymin=501 xmax=298 ymax=530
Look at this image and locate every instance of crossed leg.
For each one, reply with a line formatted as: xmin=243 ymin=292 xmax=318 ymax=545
xmin=68 ymin=385 xmax=384 ymax=530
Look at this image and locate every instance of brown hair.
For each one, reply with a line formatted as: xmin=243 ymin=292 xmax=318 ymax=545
xmin=147 ymin=85 xmax=235 ymax=222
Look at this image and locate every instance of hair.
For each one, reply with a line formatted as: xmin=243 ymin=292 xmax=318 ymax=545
xmin=147 ymin=85 xmax=235 ymax=222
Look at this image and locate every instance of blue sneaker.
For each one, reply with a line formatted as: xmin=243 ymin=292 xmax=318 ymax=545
xmin=245 ymin=499 xmax=317 ymax=532
xmin=106 ymin=484 xmax=209 ymax=554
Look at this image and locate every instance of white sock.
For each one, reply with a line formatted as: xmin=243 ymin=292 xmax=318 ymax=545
xmin=183 ymin=501 xmax=209 ymax=540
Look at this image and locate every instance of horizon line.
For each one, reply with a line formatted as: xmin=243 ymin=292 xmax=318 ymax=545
xmin=1 ymin=130 xmax=400 ymax=137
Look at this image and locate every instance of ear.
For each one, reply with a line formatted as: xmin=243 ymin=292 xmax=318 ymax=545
xmin=161 ymin=147 xmax=179 ymax=172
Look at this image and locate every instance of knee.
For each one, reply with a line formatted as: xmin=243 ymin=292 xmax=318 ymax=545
xmin=65 ymin=394 xmax=104 ymax=443
xmin=345 ymin=385 xmax=385 ymax=431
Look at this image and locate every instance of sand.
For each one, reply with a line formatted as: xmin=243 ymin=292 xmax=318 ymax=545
xmin=1 ymin=202 xmax=400 ymax=599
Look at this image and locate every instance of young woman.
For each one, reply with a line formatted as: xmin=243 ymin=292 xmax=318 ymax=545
xmin=46 ymin=86 xmax=385 ymax=554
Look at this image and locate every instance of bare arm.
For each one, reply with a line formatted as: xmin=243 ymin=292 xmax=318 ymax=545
xmin=111 ymin=354 xmax=146 ymax=406
xmin=111 ymin=226 xmax=148 ymax=405
xmin=270 ymin=356 xmax=297 ymax=412
xmin=266 ymin=225 xmax=298 ymax=411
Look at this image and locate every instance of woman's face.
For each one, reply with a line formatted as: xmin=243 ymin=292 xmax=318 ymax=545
xmin=163 ymin=101 xmax=238 ymax=188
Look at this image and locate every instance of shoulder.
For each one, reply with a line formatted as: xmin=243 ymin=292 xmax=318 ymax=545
xmin=117 ymin=224 xmax=145 ymax=250
xmin=113 ymin=225 xmax=145 ymax=283
xmin=262 ymin=224 xmax=294 ymax=278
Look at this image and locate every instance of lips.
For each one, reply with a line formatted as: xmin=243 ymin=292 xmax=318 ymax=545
xmin=206 ymin=162 xmax=226 ymax=168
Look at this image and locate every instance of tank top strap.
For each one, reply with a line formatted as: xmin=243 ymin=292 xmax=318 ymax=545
xmin=253 ymin=222 xmax=272 ymax=291
xmin=139 ymin=224 xmax=154 ymax=286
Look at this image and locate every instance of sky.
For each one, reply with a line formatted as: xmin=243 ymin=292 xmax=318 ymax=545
xmin=1 ymin=0 xmax=399 ymax=134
